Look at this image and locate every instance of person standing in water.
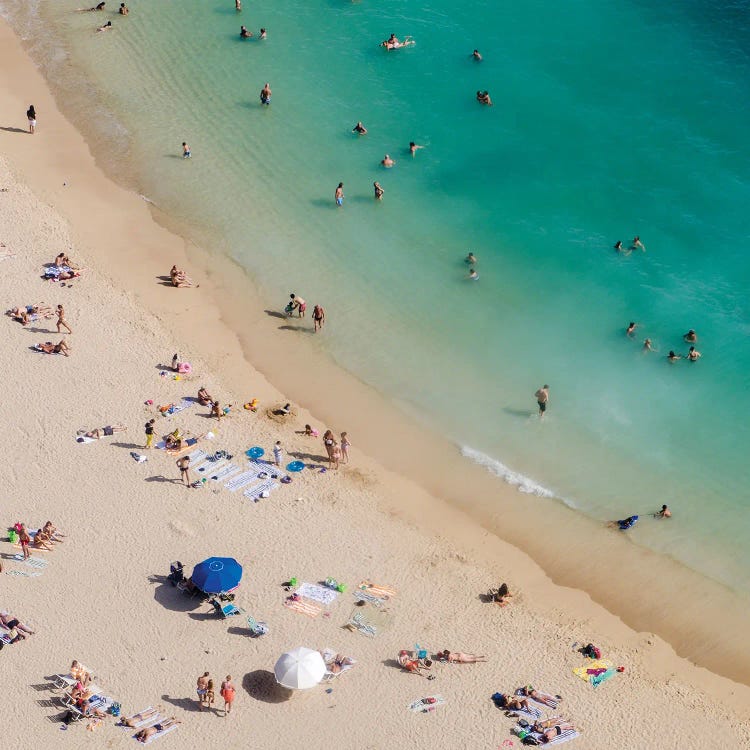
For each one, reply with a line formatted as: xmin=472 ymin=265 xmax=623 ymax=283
xmin=119 ymin=2 xmax=129 ymax=14
xmin=683 ymin=329 xmax=697 ymax=343
xmin=631 ymin=236 xmax=645 ymax=251
xmin=240 ymin=25 xmax=252 ymax=38
xmin=260 ymin=83 xmax=271 ymax=105
xmin=381 ymin=154 xmax=395 ymax=168
xmin=465 ymin=252 xmax=477 ymax=264
xmin=26 ymin=105 xmax=36 ymax=134
xmin=687 ymin=345 xmax=701 ymax=361
xmin=235 ymin=0 xmax=241 ymax=10
xmin=373 ymin=182 xmax=384 ymax=200
xmin=259 ymin=28 xmax=267 ymax=39
xmin=335 ymin=182 xmax=344 ymax=207
xmin=654 ymin=504 xmax=672 ymax=518
xmin=468 ymin=268 xmax=478 ymax=281
xmin=535 ymin=384 xmax=549 ymax=419
xmin=409 ymin=141 xmax=424 ymax=156
xmin=182 ymin=142 xmax=191 ymax=158
xmin=626 ymin=321 xmax=637 ymax=337
xmin=472 ymin=49 xmax=482 ymax=61
xmin=352 ymin=121 xmax=367 ymax=135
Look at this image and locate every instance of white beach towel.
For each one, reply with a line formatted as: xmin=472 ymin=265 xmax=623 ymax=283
xmin=207 ymin=463 xmax=239 ymax=481
xmin=407 ymin=695 xmax=446 ymax=713
xmin=193 ymin=458 xmax=226 ymax=476
xmin=242 ymin=479 xmax=279 ymax=501
xmin=25 ymin=556 xmax=48 ymax=568
xmin=74 ymin=435 xmax=96 ymax=444
xmin=187 ymin=448 xmax=207 ymax=463
xmin=119 ymin=708 xmax=154 ymax=729
xmin=512 ymin=704 xmax=542 ymax=720
xmin=321 ymin=648 xmax=356 ymax=679
xmin=5 ymin=569 xmax=42 ymax=577
xmin=517 ymin=688 xmax=559 ymax=710
xmin=225 ymin=470 xmax=259 ymax=492
xmin=521 ymin=728 xmax=579 ymax=746
xmin=296 ymin=582 xmax=339 ymax=607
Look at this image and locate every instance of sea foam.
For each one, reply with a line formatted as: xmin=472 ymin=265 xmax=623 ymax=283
xmin=461 ymin=445 xmax=557 ymax=499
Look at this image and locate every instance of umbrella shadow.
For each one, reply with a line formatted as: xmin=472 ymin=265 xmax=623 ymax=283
xmin=187 ymin=611 xmax=219 ymax=622
xmin=243 ymin=670 xmax=292 ymax=703
xmin=148 ymin=574 xmax=202 ymax=612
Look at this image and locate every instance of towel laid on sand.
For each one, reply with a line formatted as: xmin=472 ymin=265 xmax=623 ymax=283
xmin=346 ymin=603 xmax=390 ymax=637
xmin=321 ymin=648 xmax=356 ymax=678
xmin=296 ymin=582 xmax=339 ymax=607
xmin=283 ymin=597 xmax=321 ymax=618
xmin=572 ymin=659 xmax=611 ymax=683
xmin=407 ymin=695 xmax=446 ymax=713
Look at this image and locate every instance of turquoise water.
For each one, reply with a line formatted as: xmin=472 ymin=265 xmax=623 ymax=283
xmin=6 ymin=1 xmax=750 ymax=590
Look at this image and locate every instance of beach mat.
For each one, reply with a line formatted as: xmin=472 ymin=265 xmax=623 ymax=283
xmin=346 ymin=603 xmax=391 ymax=637
xmin=296 ymin=582 xmax=339 ymax=607
xmin=407 ymin=695 xmax=446 ymax=713
xmin=573 ymin=660 xmax=611 ymax=684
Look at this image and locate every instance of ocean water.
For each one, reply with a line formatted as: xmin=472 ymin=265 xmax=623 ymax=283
xmin=5 ymin=1 xmax=750 ymax=591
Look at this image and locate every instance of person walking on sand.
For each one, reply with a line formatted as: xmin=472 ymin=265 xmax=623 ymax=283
xmin=27 ymin=105 xmax=36 ymax=134
xmin=340 ymin=432 xmax=351 ymax=463
xmin=19 ymin=524 xmax=31 ymax=560
xmin=313 ymin=304 xmax=325 ymax=332
xmin=273 ymin=440 xmax=283 ymax=467
xmin=535 ymin=384 xmax=549 ymax=419
xmin=182 ymin=141 xmax=191 ymax=159
xmin=56 ymin=304 xmax=72 ymax=334
xmin=323 ymin=429 xmax=335 ymax=462
xmin=220 ymin=675 xmax=236 ymax=716
xmin=144 ymin=418 xmax=155 ymax=449
xmin=335 ymin=182 xmax=344 ymax=207
xmin=206 ymin=679 xmax=215 ymax=711
xmin=196 ymin=672 xmax=209 ymax=710
xmin=177 ymin=456 xmax=191 ymax=487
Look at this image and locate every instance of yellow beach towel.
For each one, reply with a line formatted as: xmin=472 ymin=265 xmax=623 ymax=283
xmin=573 ymin=659 xmax=612 ymax=682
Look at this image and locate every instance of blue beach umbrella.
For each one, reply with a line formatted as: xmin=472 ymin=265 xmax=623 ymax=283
xmin=246 ymin=447 xmax=264 ymax=459
xmin=191 ymin=557 xmax=243 ymax=593
xmin=286 ymin=460 xmax=305 ymax=473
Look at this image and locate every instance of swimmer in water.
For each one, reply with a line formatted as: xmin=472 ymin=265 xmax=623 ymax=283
xmin=96 ymin=20 xmax=113 ymax=31
xmin=631 ymin=236 xmax=645 ymax=251
xmin=335 ymin=182 xmax=344 ymax=207
xmin=614 ymin=240 xmax=623 ymax=251
xmin=352 ymin=121 xmax=367 ymax=135
xmin=654 ymin=504 xmax=672 ymax=519
xmin=260 ymin=82 xmax=271 ymax=105
xmin=472 ymin=49 xmax=482 ymax=61
xmin=465 ymin=252 xmax=477 ymax=265
xmin=259 ymin=28 xmax=267 ymax=39
xmin=476 ymin=90 xmax=492 ymax=106
xmin=642 ymin=338 xmax=656 ymax=352
xmin=381 ymin=154 xmax=395 ymax=168
xmin=119 ymin=2 xmax=129 ymax=14
xmin=373 ymin=182 xmax=384 ymax=200
xmin=687 ymin=346 xmax=701 ymax=361
xmin=409 ymin=141 xmax=424 ymax=156
xmin=382 ymin=34 xmax=414 ymax=50
xmin=683 ymin=329 xmax=697 ymax=343
xmin=240 ymin=25 xmax=252 ymax=38
xmin=667 ymin=350 xmax=682 ymax=361
xmin=468 ymin=268 xmax=479 ymax=281
xmin=626 ymin=321 xmax=637 ymax=337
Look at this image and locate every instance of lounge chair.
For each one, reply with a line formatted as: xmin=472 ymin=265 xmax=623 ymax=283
xmin=246 ymin=615 xmax=268 ymax=637
xmin=209 ymin=598 xmax=244 ymax=618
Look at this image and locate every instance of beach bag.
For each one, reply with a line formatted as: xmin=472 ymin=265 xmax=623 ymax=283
xmin=7 ymin=529 xmax=18 ymax=544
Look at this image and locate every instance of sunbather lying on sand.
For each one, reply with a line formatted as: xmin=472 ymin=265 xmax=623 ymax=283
xmin=0 ymin=610 xmax=35 ymax=636
xmin=532 ymin=720 xmax=576 ymax=742
xmin=436 ymin=650 xmax=487 ymax=663
xmin=35 ymin=340 xmax=70 ymax=356
xmin=398 ymin=650 xmax=430 ymax=675
xmin=170 ymin=265 xmax=194 ymax=288
xmin=79 ymin=424 xmax=127 ymax=440
xmin=7 ymin=304 xmax=54 ymax=325
xmin=135 ymin=718 xmax=181 ymax=742
xmin=118 ymin=707 xmax=160 ymax=727
xmin=43 ymin=266 xmax=82 ymax=280
xmin=491 ymin=692 xmax=530 ymax=711
xmin=519 ymin=685 xmax=560 ymax=706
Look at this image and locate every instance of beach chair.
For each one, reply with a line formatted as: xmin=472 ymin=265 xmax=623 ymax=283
xmin=246 ymin=615 xmax=268 ymax=637
xmin=209 ymin=598 xmax=244 ymax=618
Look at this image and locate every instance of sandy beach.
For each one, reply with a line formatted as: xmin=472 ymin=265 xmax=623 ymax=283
xmin=1 ymin=15 xmax=750 ymax=749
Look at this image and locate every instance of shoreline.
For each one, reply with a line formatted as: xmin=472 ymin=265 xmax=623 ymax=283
xmin=1 ymin=12 xmax=750 ymax=702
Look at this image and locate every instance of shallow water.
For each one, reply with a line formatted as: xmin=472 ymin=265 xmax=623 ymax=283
xmin=5 ymin=0 xmax=750 ymax=591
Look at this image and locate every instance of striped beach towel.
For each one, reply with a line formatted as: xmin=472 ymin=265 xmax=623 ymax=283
xmin=243 ymin=479 xmax=279 ymax=501
xmin=225 ymin=470 xmax=259 ymax=492
xmin=207 ymin=463 xmax=239 ymax=481
xmin=283 ymin=598 xmax=321 ymax=618
xmin=516 ymin=688 xmax=559 ymax=709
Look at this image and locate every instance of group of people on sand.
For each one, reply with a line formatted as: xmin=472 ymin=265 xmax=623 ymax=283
xmin=196 ymin=671 xmax=236 ymax=715
xmin=322 ymin=429 xmax=350 ymax=469
xmin=170 ymin=264 xmax=196 ymax=288
xmin=284 ymin=293 xmax=326 ymax=332
xmin=628 ymin=322 xmax=702 ymax=363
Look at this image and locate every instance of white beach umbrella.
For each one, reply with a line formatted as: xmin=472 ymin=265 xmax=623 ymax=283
xmin=274 ymin=647 xmax=326 ymax=690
